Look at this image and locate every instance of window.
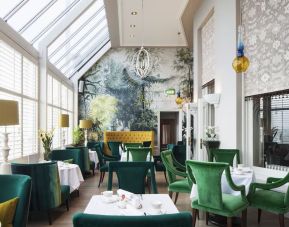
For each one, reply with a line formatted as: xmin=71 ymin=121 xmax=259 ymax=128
xmin=0 ymin=38 xmax=38 ymax=160
xmin=47 ymin=74 xmax=73 ymax=148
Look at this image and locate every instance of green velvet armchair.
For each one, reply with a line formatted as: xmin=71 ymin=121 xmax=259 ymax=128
xmin=107 ymin=161 xmax=158 ymax=194
xmin=107 ymin=141 xmax=122 ymax=161
xmin=127 ymin=147 xmax=152 ymax=161
xmin=95 ymin=143 xmax=117 ymax=187
xmin=73 ymin=212 xmax=192 ymax=227
xmin=0 ymin=174 xmax=32 ymax=227
xmin=65 ymin=146 xmax=90 ymax=175
xmin=248 ymin=172 xmax=289 ymax=227
xmin=186 ymin=160 xmax=248 ymax=227
xmin=211 ymin=149 xmax=241 ymax=166
xmin=161 ymin=150 xmax=190 ymax=204
xmin=11 ymin=162 xmax=70 ymax=225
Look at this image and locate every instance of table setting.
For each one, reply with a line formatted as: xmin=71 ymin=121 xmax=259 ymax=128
xmin=57 ymin=161 xmax=84 ymax=193
xmin=84 ymin=189 xmax=178 ymax=216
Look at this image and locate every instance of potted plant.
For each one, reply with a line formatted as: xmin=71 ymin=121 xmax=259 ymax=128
xmin=203 ymin=126 xmax=220 ymax=161
xmin=72 ymin=126 xmax=84 ymax=146
xmin=39 ymin=129 xmax=54 ymax=161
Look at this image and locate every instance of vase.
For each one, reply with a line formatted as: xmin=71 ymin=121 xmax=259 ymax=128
xmin=43 ymin=147 xmax=51 ymax=161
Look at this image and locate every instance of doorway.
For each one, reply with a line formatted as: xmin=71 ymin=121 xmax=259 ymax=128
xmin=159 ymin=112 xmax=179 ymax=151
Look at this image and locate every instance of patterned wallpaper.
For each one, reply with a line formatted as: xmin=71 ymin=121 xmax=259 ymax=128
xmin=201 ymin=14 xmax=215 ymax=85
xmin=243 ymin=0 xmax=289 ymax=96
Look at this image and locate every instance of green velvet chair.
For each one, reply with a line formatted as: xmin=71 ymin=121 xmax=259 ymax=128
xmin=11 ymin=162 xmax=70 ymax=225
xmin=161 ymin=150 xmax=190 ymax=204
xmin=186 ymin=160 xmax=248 ymax=227
xmin=127 ymin=147 xmax=152 ymax=161
xmin=123 ymin=142 xmax=143 ymax=152
xmin=172 ymin=145 xmax=186 ymax=166
xmin=65 ymin=146 xmax=91 ymax=175
xmin=107 ymin=161 xmax=158 ymax=194
xmin=107 ymin=141 xmax=122 ymax=161
xmin=211 ymin=149 xmax=241 ymax=166
xmin=248 ymin=172 xmax=289 ymax=227
xmin=0 ymin=174 xmax=32 ymax=227
xmin=73 ymin=212 xmax=192 ymax=227
xmin=95 ymin=143 xmax=116 ymax=187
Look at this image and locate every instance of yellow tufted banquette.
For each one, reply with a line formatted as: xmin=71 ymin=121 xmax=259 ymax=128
xmin=103 ymin=131 xmax=154 ymax=155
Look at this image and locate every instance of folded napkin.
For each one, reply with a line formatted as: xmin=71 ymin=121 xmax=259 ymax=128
xmin=117 ymin=189 xmax=134 ymax=200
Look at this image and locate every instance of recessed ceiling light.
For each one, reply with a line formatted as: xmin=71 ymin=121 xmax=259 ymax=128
xmin=130 ymin=24 xmax=136 ymax=28
xmin=131 ymin=11 xmax=137 ymax=15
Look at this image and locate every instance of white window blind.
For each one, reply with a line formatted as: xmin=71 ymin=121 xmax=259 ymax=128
xmin=0 ymin=39 xmax=38 ymax=161
xmin=47 ymin=74 xmax=74 ymax=148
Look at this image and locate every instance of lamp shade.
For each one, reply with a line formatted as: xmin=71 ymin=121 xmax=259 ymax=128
xmin=59 ymin=114 xmax=69 ymax=127
xmin=79 ymin=119 xmax=92 ymax=129
xmin=0 ymin=100 xmax=19 ymax=126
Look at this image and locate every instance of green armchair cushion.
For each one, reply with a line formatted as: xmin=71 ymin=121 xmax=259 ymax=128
xmin=192 ymin=194 xmax=248 ymax=217
xmin=0 ymin=197 xmax=19 ymax=227
xmin=168 ymin=179 xmax=191 ymax=193
xmin=249 ymin=189 xmax=288 ymax=214
xmin=0 ymin=174 xmax=32 ymax=227
xmin=73 ymin=212 xmax=192 ymax=227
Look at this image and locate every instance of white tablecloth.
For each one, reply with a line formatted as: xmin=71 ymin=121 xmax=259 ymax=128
xmin=190 ymin=168 xmax=254 ymax=198
xmin=89 ymin=150 xmax=99 ymax=169
xmin=58 ymin=163 xmax=84 ymax=193
xmin=84 ymin=194 xmax=178 ymax=216
xmin=120 ymin=152 xmax=151 ymax=162
xmin=0 ymin=162 xmax=11 ymax=174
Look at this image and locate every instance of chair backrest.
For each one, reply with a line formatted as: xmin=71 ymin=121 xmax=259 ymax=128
xmin=95 ymin=143 xmax=106 ymax=168
xmin=186 ymin=160 xmax=229 ymax=210
xmin=73 ymin=212 xmax=192 ymax=227
xmin=123 ymin=143 xmax=143 ymax=152
xmin=161 ymin=150 xmax=179 ymax=184
xmin=65 ymin=146 xmax=90 ymax=174
xmin=107 ymin=161 xmax=158 ymax=194
xmin=167 ymin=144 xmax=175 ymax=151
xmin=50 ymin=149 xmax=80 ymax=164
xmin=107 ymin=141 xmax=122 ymax=159
xmin=142 ymin=141 xmax=151 ymax=147
xmin=211 ymin=149 xmax=241 ymax=166
xmin=127 ymin=147 xmax=152 ymax=161
xmin=0 ymin=174 xmax=32 ymax=227
xmin=11 ymin=162 xmax=62 ymax=211
xmin=172 ymin=145 xmax=186 ymax=166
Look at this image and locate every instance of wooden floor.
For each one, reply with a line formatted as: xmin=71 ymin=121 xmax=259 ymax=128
xmin=27 ymin=171 xmax=288 ymax=227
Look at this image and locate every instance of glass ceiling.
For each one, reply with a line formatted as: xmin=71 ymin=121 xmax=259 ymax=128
xmin=0 ymin=0 xmax=110 ymax=78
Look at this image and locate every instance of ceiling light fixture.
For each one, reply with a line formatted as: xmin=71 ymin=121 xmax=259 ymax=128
xmin=131 ymin=11 xmax=137 ymax=15
xmin=133 ymin=0 xmax=151 ymax=79
xmin=130 ymin=24 xmax=136 ymax=28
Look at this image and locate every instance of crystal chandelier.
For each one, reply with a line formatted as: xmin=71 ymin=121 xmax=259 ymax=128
xmin=133 ymin=0 xmax=151 ymax=79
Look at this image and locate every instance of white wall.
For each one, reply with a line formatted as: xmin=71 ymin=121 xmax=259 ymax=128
xmin=193 ymin=0 xmax=242 ymax=158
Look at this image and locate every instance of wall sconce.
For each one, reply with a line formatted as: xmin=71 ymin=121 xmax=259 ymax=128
xmin=203 ymin=93 xmax=221 ymax=107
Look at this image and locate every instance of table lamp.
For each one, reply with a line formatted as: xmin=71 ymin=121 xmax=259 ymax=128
xmin=79 ymin=119 xmax=92 ymax=146
xmin=59 ymin=114 xmax=69 ymax=149
xmin=0 ymin=100 xmax=19 ymax=162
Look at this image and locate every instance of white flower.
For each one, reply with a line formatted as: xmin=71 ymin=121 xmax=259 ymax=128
xmin=284 ymin=51 xmax=289 ymax=61
xmin=273 ymin=40 xmax=281 ymax=49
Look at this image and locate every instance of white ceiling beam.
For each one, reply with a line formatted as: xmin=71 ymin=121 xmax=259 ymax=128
xmin=71 ymin=41 xmax=111 ymax=82
xmin=39 ymin=0 xmax=95 ymax=48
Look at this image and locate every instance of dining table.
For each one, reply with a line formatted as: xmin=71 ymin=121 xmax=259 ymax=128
xmin=57 ymin=161 xmax=84 ymax=193
xmin=84 ymin=193 xmax=179 ymax=216
xmin=89 ymin=149 xmax=99 ymax=169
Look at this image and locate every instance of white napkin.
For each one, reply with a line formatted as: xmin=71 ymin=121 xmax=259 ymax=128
xmin=117 ymin=189 xmax=134 ymax=200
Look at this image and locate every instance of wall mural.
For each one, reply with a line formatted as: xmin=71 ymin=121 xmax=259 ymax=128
xmin=78 ymin=48 xmax=193 ymax=138
xmin=243 ymin=0 xmax=289 ymax=96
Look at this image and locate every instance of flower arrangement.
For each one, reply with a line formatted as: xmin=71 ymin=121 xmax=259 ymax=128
xmin=39 ymin=129 xmax=54 ymax=160
xmin=205 ymin=126 xmax=218 ymax=140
